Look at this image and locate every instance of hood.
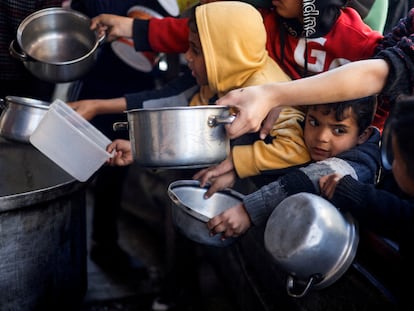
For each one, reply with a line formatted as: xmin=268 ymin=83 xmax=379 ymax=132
xmin=196 ymin=1 xmax=289 ymax=95
xmin=284 ymin=0 xmax=348 ymax=38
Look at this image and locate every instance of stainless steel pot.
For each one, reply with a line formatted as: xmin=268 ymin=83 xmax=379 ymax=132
xmin=0 ymin=96 xmax=49 ymax=143
xmin=264 ymin=193 xmax=359 ymax=298
xmin=113 ymin=106 xmax=234 ymax=168
xmin=9 ymin=7 xmax=105 ymax=83
xmin=168 ymin=180 xmax=243 ymax=247
xmin=0 ymin=137 xmax=87 ymax=310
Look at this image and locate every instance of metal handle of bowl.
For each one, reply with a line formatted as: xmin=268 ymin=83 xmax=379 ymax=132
xmin=112 ymin=121 xmax=128 ymax=131
xmin=207 ymin=115 xmax=235 ymax=127
xmin=286 ymin=274 xmax=320 ymax=298
xmin=97 ymin=32 xmax=106 ymax=45
xmin=9 ymin=40 xmax=29 ymax=61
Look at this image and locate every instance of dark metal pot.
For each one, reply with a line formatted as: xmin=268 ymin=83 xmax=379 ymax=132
xmin=264 ymin=193 xmax=359 ymax=298
xmin=0 ymin=96 xmax=49 ymax=143
xmin=9 ymin=7 xmax=104 ymax=83
xmin=0 ymin=138 xmax=87 ymax=310
xmin=168 ymin=180 xmax=243 ymax=247
xmin=113 ymin=106 xmax=234 ymax=168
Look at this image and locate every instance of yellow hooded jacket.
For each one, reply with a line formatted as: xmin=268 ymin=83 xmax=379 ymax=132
xmin=193 ymin=1 xmax=310 ymax=178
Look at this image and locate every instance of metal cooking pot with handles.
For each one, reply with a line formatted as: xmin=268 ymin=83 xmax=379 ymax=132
xmin=0 ymin=96 xmax=49 ymax=143
xmin=9 ymin=7 xmax=105 ymax=83
xmin=264 ymin=193 xmax=359 ymax=298
xmin=113 ymin=106 xmax=235 ymax=168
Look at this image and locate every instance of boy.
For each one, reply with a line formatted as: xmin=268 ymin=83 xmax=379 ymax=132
xmin=317 ymin=96 xmax=414 ymax=308
xmin=107 ymin=1 xmax=311 ymax=176
xmin=201 ymin=95 xmax=380 ymax=239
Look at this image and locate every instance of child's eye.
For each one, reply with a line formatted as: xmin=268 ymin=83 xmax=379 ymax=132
xmin=309 ymin=119 xmax=318 ymax=127
xmin=333 ymin=127 xmax=346 ymax=135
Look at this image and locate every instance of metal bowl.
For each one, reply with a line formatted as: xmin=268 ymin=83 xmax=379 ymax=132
xmin=264 ymin=192 xmax=359 ymax=297
xmin=168 ymin=180 xmax=244 ymax=247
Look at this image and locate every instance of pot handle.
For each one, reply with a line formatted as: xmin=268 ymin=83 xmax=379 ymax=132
xmin=286 ymin=274 xmax=320 ymax=298
xmin=97 ymin=32 xmax=106 ymax=45
xmin=112 ymin=121 xmax=128 ymax=131
xmin=207 ymin=115 xmax=235 ymax=127
xmin=9 ymin=40 xmax=29 ymax=61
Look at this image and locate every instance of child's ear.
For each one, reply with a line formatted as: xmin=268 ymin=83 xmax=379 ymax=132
xmin=357 ymin=126 xmax=373 ymax=145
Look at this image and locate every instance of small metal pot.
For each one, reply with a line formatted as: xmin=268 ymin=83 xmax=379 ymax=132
xmin=0 ymin=96 xmax=49 ymax=143
xmin=264 ymin=193 xmax=359 ymax=298
xmin=113 ymin=106 xmax=234 ymax=168
xmin=168 ymin=180 xmax=244 ymax=247
xmin=9 ymin=7 xmax=105 ymax=83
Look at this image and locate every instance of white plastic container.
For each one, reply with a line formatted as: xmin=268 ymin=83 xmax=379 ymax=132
xmin=30 ymin=99 xmax=113 ymax=182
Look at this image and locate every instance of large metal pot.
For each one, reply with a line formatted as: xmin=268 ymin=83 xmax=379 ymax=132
xmin=0 ymin=96 xmax=49 ymax=143
xmin=9 ymin=7 xmax=104 ymax=83
xmin=0 ymin=138 xmax=87 ymax=310
xmin=114 ymin=106 xmax=234 ymax=168
xmin=264 ymin=193 xmax=359 ymax=298
xmin=168 ymin=180 xmax=243 ymax=247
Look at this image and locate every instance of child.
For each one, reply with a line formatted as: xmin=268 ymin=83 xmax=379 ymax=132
xmin=201 ymin=95 xmax=380 ymax=239
xmin=108 ymin=1 xmax=311 ymax=176
xmin=317 ymin=96 xmax=414 ymax=308
xmin=217 ymin=8 xmax=414 ymax=140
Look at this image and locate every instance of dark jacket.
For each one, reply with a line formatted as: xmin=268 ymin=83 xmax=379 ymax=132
xmin=243 ymin=128 xmax=381 ymax=226
xmin=373 ymin=8 xmax=414 ymax=129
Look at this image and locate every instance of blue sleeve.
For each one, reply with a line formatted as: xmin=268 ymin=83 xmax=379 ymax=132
xmin=124 ymin=67 xmax=199 ymax=110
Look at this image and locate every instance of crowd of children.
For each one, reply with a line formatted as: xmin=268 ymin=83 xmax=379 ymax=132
xmin=69 ymin=1 xmax=414 ymax=310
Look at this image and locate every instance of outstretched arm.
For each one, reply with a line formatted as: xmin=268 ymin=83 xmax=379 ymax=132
xmin=90 ymin=14 xmax=134 ymax=41
xmin=218 ymin=59 xmax=389 ymax=139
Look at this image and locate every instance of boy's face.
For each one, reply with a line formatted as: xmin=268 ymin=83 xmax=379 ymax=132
xmin=392 ymin=134 xmax=414 ymax=196
xmin=304 ymin=106 xmax=370 ymax=161
xmin=272 ymin=0 xmax=303 ymax=20
xmin=185 ymin=30 xmax=208 ymax=86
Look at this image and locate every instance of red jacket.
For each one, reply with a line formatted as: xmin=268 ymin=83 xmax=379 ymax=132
xmin=144 ymin=7 xmax=383 ymax=79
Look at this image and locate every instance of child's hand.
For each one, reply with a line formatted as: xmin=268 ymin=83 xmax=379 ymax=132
xmin=193 ymin=155 xmax=236 ymax=198
xmin=106 ymin=139 xmax=134 ymax=166
xmin=90 ymin=14 xmax=134 ymax=41
xmin=207 ymin=203 xmax=251 ymax=240
xmin=319 ymin=173 xmax=343 ymax=199
xmin=67 ymin=99 xmax=99 ymax=121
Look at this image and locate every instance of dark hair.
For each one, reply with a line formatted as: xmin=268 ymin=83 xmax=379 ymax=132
xmin=308 ymin=95 xmax=377 ymax=135
xmin=187 ymin=5 xmax=198 ymax=34
xmin=387 ymin=96 xmax=414 ymax=179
